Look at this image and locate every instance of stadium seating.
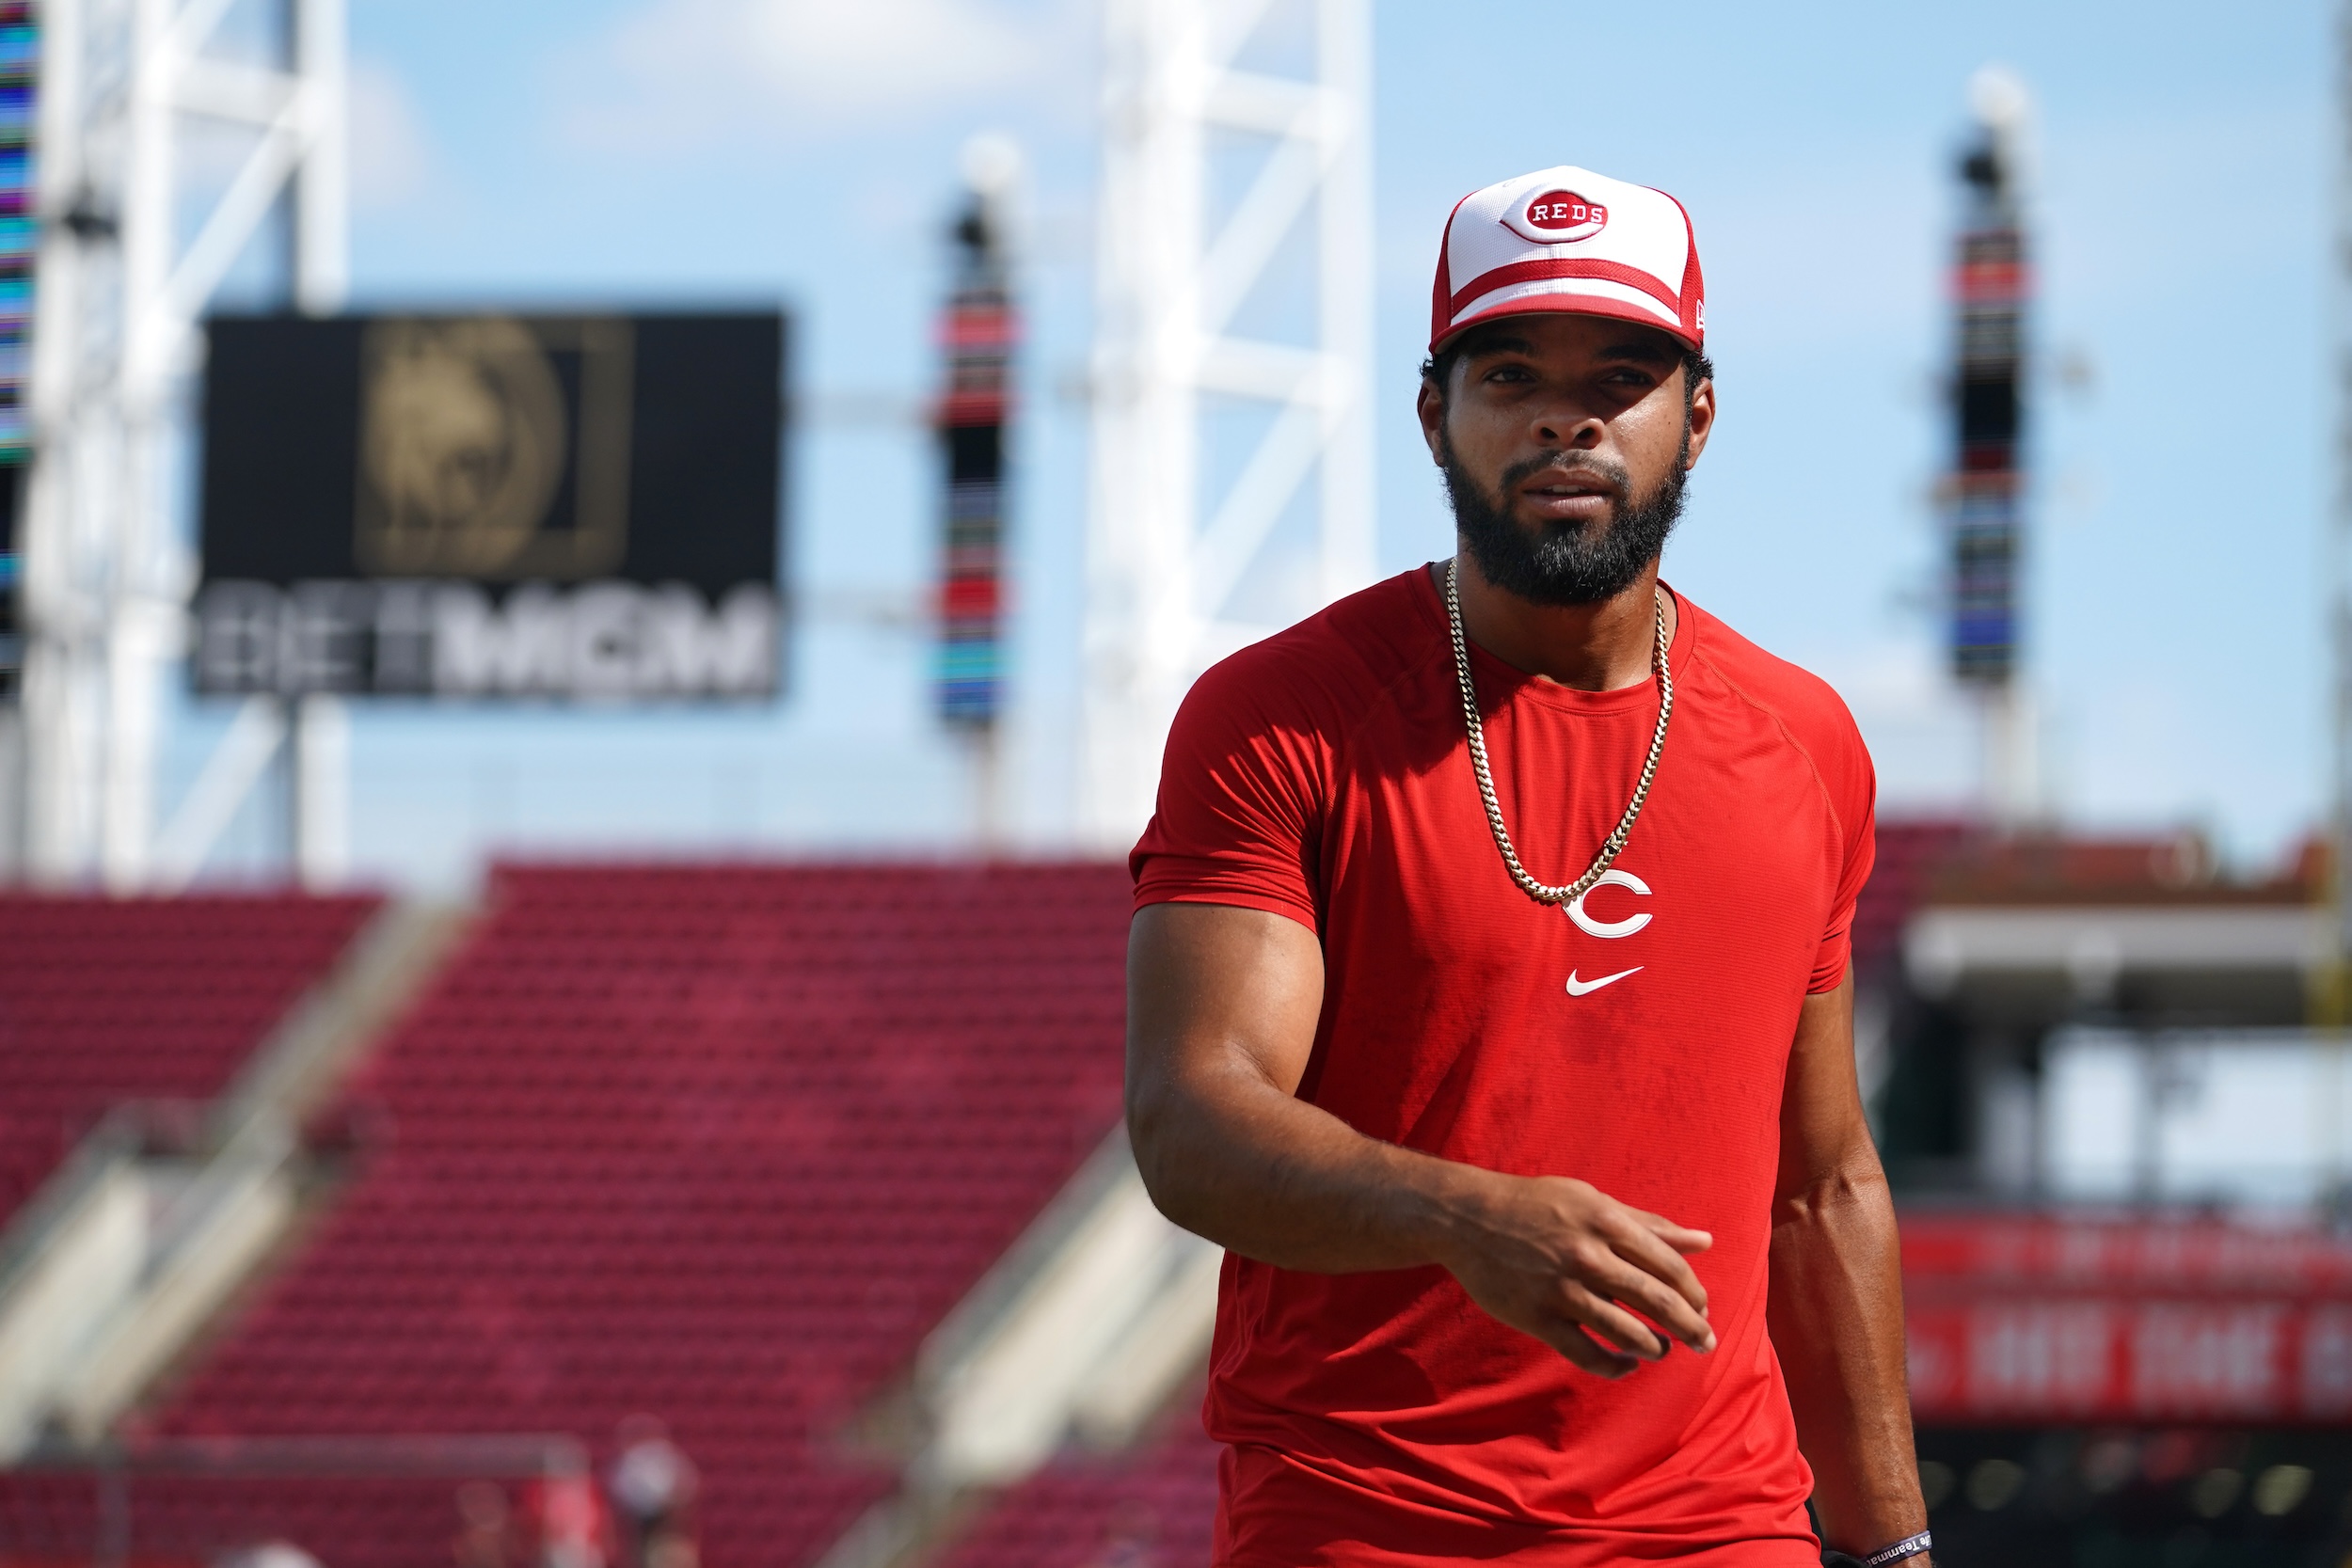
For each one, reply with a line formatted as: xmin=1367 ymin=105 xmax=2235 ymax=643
xmin=0 ymin=892 xmax=380 ymax=1223
xmin=933 ymin=1397 xmax=1216 ymax=1568
xmin=90 ymin=863 xmax=1132 ymax=1568
xmin=1851 ymin=819 xmax=1973 ymax=978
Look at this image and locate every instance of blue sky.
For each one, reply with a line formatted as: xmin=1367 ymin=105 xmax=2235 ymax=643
xmin=169 ymin=0 xmax=2333 ymax=886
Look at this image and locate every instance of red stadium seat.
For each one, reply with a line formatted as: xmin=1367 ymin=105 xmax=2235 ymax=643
xmin=8 ymin=863 xmax=1133 ymax=1568
xmin=0 ymin=892 xmax=378 ymax=1220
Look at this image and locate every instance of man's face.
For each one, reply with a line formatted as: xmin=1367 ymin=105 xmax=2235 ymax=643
xmin=1417 ymin=313 xmax=1715 ymax=606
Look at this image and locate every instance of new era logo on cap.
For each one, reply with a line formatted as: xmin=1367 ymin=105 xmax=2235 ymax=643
xmin=1431 ymin=165 xmax=1704 ymax=353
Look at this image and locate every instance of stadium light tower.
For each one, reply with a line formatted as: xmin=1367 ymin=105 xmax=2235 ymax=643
xmin=1946 ymin=64 xmax=2037 ymax=828
xmin=1077 ymin=0 xmax=1375 ymax=849
xmin=17 ymin=0 xmax=346 ymax=889
xmin=936 ymin=133 xmax=1021 ymax=845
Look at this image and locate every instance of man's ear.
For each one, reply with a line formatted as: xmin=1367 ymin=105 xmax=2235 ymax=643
xmin=1417 ymin=378 xmax=1447 ymax=465
xmin=1682 ymin=372 xmax=1716 ymax=469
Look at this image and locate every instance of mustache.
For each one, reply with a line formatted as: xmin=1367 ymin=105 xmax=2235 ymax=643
xmin=1495 ymin=451 xmax=1632 ymax=503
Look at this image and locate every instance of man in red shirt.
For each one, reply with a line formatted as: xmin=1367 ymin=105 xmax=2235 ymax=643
xmin=1126 ymin=165 xmax=1930 ymax=1566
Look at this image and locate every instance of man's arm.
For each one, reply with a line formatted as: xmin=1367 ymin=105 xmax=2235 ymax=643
xmin=1126 ymin=900 xmax=1718 ymax=1379
xmin=1768 ymin=974 xmax=1931 ymax=1560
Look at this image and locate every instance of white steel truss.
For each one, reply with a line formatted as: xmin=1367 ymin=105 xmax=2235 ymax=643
xmin=1078 ymin=0 xmax=1374 ymax=848
xmin=19 ymin=0 xmax=345 ymax=888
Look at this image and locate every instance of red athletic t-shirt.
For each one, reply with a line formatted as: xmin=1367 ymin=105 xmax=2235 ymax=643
xmin=1130 ymin=567 xmax=1877 ymax=1567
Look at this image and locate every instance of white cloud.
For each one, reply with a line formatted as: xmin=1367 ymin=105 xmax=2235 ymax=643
xmin=743 ymin=0 xmax=1037 ymax=107
xmin=349 ymin=60 xmax=434 ymax=211
xmin=557 ymin=0 xmax=1084 ymax=150
xmin=1814 ymin=639 xmax=1982 ymax=817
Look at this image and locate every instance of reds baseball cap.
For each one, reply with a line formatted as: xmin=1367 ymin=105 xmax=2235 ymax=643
xmin=1430 ymin=165 xmax=1705 ymax=355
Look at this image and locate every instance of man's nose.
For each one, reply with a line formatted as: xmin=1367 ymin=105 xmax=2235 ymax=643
xmin=1531 ymin=403 xmax=1605 ymax=449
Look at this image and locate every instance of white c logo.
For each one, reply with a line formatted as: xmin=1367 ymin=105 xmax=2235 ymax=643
xmin=1566 ymin=868 xmax=1653 ymax=939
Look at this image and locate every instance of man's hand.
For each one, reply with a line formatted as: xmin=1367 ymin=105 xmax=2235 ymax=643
xmin=1129 ymin=900 xmax=1714 ymax=1377
xmin=1434 ymin=1173 xmax=1717 ymax=1376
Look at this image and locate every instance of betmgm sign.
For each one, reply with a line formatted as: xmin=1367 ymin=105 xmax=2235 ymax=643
xmin=195 ymin=312 xmax=785 ymax=702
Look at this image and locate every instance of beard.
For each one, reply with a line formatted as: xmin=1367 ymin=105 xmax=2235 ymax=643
xmin=1439 ymin=425 xmax=1690 ymax=607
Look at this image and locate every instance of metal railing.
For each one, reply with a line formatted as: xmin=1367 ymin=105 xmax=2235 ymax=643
xmin=6 ymin=1432 xmax=589 ymax=1567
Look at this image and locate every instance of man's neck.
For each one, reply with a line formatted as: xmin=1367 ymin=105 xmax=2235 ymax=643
xmin=1435 ymin=551 xmax=1674 ymax=692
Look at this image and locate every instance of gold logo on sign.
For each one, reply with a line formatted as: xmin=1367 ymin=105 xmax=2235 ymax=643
xmin=354 ymin=316 xmax=633 ymax=579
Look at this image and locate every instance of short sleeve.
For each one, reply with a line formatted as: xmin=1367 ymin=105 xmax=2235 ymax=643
xmin=1129 ymin=653 xmax=1327 ymax=935
xmin=1807 ymin=740 xmax=1878 ymax=994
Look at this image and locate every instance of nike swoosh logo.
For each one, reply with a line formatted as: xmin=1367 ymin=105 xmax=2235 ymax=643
xmin=1565 ymin=966 xmax=1643 ymax=997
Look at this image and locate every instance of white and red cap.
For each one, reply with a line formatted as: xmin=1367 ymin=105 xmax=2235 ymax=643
xmin=1430 ymin=165 xmax=1705 ymax=354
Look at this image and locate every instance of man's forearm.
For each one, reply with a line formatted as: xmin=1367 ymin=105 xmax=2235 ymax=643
xmin=1768 ymin=1163 xmax=1928 ymax=1559
xmin=1130 ymin=1061 xmax=1480 ymax=1274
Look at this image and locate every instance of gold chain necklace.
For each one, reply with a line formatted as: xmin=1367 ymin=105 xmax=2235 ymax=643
xmin=1443 ymin=558 xmax=1674 ymax=907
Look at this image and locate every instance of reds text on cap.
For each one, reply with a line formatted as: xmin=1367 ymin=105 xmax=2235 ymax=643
xmin=1431 ymin=165 xmax=1704 ymax=354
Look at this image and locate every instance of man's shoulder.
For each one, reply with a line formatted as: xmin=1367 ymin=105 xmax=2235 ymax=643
xmin=1185 ymin=568 xmax=1443 ymax=730
xmin=1681 ymin=594 xmax=1871 ymax=793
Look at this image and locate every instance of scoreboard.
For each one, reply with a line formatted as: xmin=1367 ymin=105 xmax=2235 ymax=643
xmin=194 ymin=311 xmax=787 ymax=703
